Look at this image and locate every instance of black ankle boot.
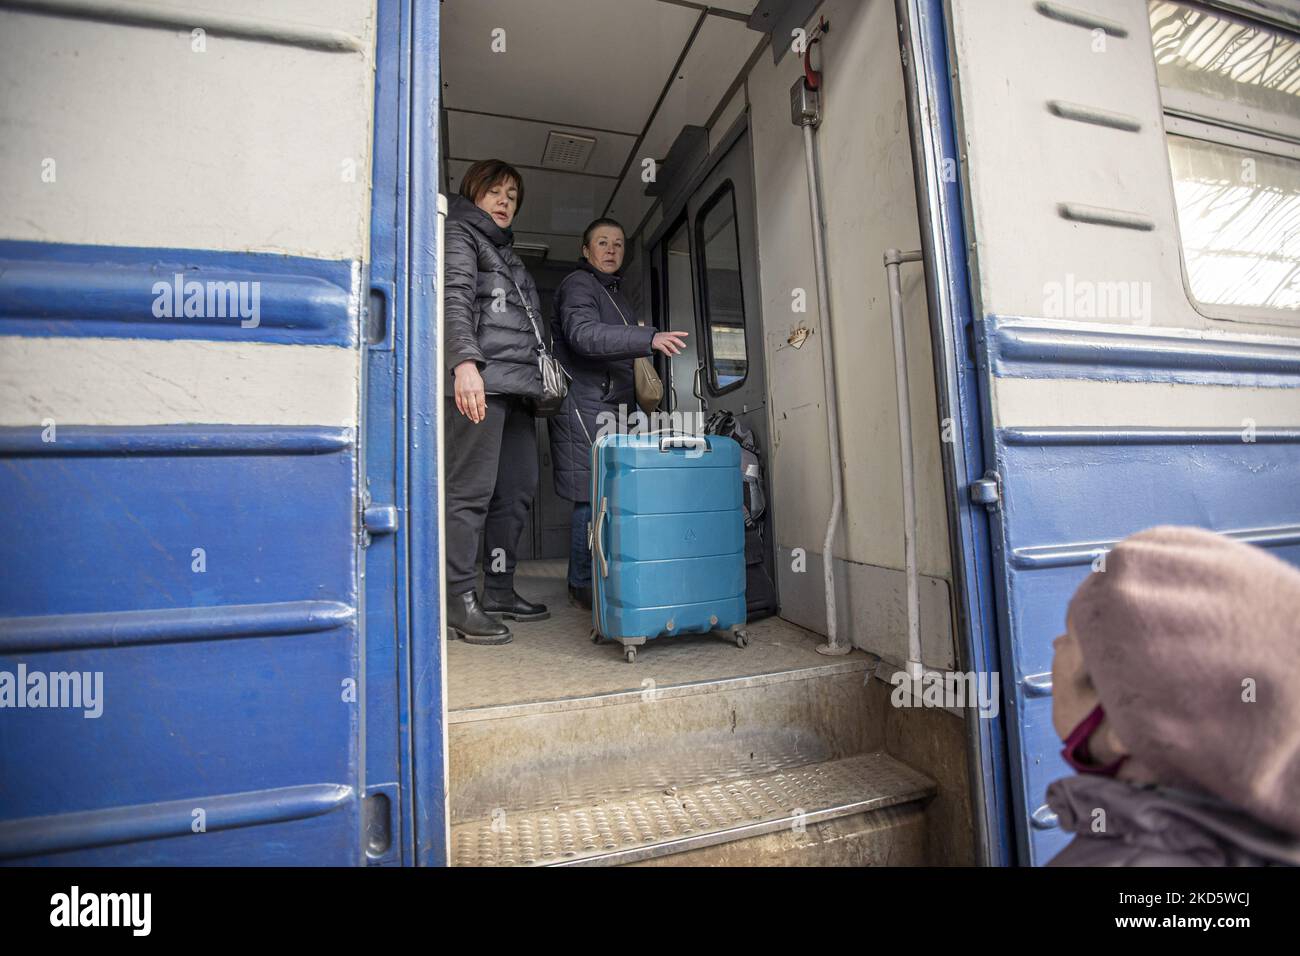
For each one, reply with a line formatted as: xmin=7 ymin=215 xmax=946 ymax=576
xmin=568 ymin=584 xmax=592 ymax=611
xmin=482 ymin=589 xmax=550 ymax=622
xmin=447 ymin=591 xmax=512 ymax=645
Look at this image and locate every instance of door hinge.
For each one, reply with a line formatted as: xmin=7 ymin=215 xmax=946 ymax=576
xmin=360 ymin=489 xmax=399 ymax=547
xmin=364 ymin=504 xmax=399 ymax=534
xmin=969 ymin=470 xmax=1002 ymax=509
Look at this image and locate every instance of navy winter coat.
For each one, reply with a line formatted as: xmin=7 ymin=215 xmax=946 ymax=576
xmin=442 ymin=193 xmax=545 ymax=398
xmin=548 ymin=261 xmax=657 ymax=502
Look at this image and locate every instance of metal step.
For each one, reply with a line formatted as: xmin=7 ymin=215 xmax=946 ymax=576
xmin=449 ymin=665 xmax=883 ymax=823
xmin=629 ymin=803 xmax=928 ymax=867
xmin=450 ymin=751 xmax=935 ymax=867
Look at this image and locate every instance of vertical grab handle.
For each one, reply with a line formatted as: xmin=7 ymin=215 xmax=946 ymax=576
xmin=692 ymin=360 xmax=709 ymax=412
xmin=594 ymin=496 xmax=609 ymax=578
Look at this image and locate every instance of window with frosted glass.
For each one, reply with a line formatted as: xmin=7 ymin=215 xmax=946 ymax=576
xmin=1149 ymin=1 xmax=1300 ymax=125
xmin=1167 ymin=135 xmax=1300 ymax=313
xmin=1148 ymin=2 xmax=1300 ymax=320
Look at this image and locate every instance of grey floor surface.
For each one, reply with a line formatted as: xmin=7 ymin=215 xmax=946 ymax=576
xmin=448 ymin=559 xmax=867 ymax=711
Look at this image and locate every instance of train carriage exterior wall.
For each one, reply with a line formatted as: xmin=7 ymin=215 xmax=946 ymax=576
xmin=0 ymin=0 xmax=389 ymax=864
xmin=2 ymin=0 xmax=1297 ymax=868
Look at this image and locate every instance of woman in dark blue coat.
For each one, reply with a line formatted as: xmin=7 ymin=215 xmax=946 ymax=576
xmin=549 ymin=218 xmax=687 ymax=608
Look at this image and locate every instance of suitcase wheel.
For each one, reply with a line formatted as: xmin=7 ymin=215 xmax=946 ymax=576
xmin=733 ymin=628 xmax=749 ymax=649
xmin=624 ymin=647 xmax=637 ymax=664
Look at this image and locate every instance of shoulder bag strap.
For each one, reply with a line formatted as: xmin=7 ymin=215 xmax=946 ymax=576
xmin=601 ymin=285 xmax=632 ymax=326
xmin=482 ymin=240 xmax=547 ymax=351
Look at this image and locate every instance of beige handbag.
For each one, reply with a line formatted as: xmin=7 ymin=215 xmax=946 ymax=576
xmin=602 ymin=286 xmax=663 ymax=415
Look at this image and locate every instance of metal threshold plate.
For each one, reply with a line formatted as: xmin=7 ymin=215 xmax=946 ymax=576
xmin=451 ymin=752 xmax=935 ymax=867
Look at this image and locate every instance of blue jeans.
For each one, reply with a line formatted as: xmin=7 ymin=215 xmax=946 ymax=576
xmin=569 ymin=502 xmax=593 ymax=589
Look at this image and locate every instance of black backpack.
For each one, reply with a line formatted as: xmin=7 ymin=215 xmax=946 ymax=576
xmin=705 ymin=410 xmax=765 ymax=527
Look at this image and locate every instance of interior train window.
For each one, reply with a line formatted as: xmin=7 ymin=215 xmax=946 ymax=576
xmin=695 ymin=183 xmax=749 ymax=392
xmin=1148 ymin=1 xmax=1300 ymax=323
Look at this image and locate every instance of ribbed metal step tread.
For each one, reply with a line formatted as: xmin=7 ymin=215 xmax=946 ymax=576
xmin=451 ymin=752 xmax=935 ymax=867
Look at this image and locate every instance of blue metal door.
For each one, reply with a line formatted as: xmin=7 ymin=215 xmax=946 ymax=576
xmin=0 ymin=3 xmax=386 ymax=865
xmin=893 ymin=0 xmax=1015 ymax=867
xmin=361 ymin=0 xmax=449 ymax=868
xmin=361 ymin=0 xmax=410 ymax=868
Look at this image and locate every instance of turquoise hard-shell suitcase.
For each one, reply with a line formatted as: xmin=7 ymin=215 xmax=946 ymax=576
xmin=589 ymin=432 xmax=748 ymax=662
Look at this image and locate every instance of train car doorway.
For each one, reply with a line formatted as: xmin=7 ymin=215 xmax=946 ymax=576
xmin=436 ymin=0 xmax=978 ymax=868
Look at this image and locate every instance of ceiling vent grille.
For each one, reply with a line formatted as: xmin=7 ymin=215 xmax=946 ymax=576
xmin=542 ymin=131 xmax=596 ymax=171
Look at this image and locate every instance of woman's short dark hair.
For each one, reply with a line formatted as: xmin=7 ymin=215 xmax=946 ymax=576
xmin=459 ymin=159 xmax=525 ymax=211
xmin=582 ymin=217 xmax=625 ymax=249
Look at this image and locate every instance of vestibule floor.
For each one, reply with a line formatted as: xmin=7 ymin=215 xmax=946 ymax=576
xmin=448 ymin=559 xmax=872 ymax=715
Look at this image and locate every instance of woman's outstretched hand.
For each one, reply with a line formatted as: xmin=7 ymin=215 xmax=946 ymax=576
xmin=651 ymin=330 xmax=689 ymax=357
xmin=454 ymin=360 xmax=487 ymax=423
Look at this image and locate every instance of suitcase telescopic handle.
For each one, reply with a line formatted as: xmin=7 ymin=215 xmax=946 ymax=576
xmin=658 ymin=435 xmax=708 ymax=452
xmin=594 ymin=496 xmax=609 ymax=578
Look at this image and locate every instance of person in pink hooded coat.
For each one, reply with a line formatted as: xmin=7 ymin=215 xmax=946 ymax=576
xmin=1047 ymin=525 xmax=1300 ymax=866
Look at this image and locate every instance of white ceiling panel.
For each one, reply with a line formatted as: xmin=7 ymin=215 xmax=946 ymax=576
xmin=446 ymin=111 xmax=635 ymax=178
xmin=442 ymin=1 xmax=763 ymax=250
xmin=607 ymin=15 xmax=760 ymax=235
xmin=440 ymin=0 xmax=700 ymax=134
xmin=637 ymin=15 xmax=760 ymax=168
xmin=447 ymin=159 xmax=612 ymax=239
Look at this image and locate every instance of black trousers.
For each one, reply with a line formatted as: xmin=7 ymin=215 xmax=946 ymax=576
xmin=444 ymin=394 xmax=538 ymax=597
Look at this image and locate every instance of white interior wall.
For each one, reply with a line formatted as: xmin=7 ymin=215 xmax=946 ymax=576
xmin=738 ymin=0 xmax=956 ymax=665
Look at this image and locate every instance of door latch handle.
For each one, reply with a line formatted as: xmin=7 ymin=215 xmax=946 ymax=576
xmin=367 ymin=279 xmax=395 ymax=347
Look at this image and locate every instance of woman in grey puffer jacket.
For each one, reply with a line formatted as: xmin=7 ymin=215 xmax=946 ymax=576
xmin=442 ymin=159 xmax=550 ymax=646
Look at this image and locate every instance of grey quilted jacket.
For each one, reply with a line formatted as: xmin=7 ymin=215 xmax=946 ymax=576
xmin=1047 ymin=775 xmax=1300 ymax=866
xmin=442 ymin=193 xmax=544 ymax=398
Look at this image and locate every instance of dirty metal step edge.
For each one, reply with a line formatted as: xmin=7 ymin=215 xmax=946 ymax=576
xmin=544 ymin=780 xmax=936 ymax=867
xmin=449 ymin=658 xmax=876 ymax=724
